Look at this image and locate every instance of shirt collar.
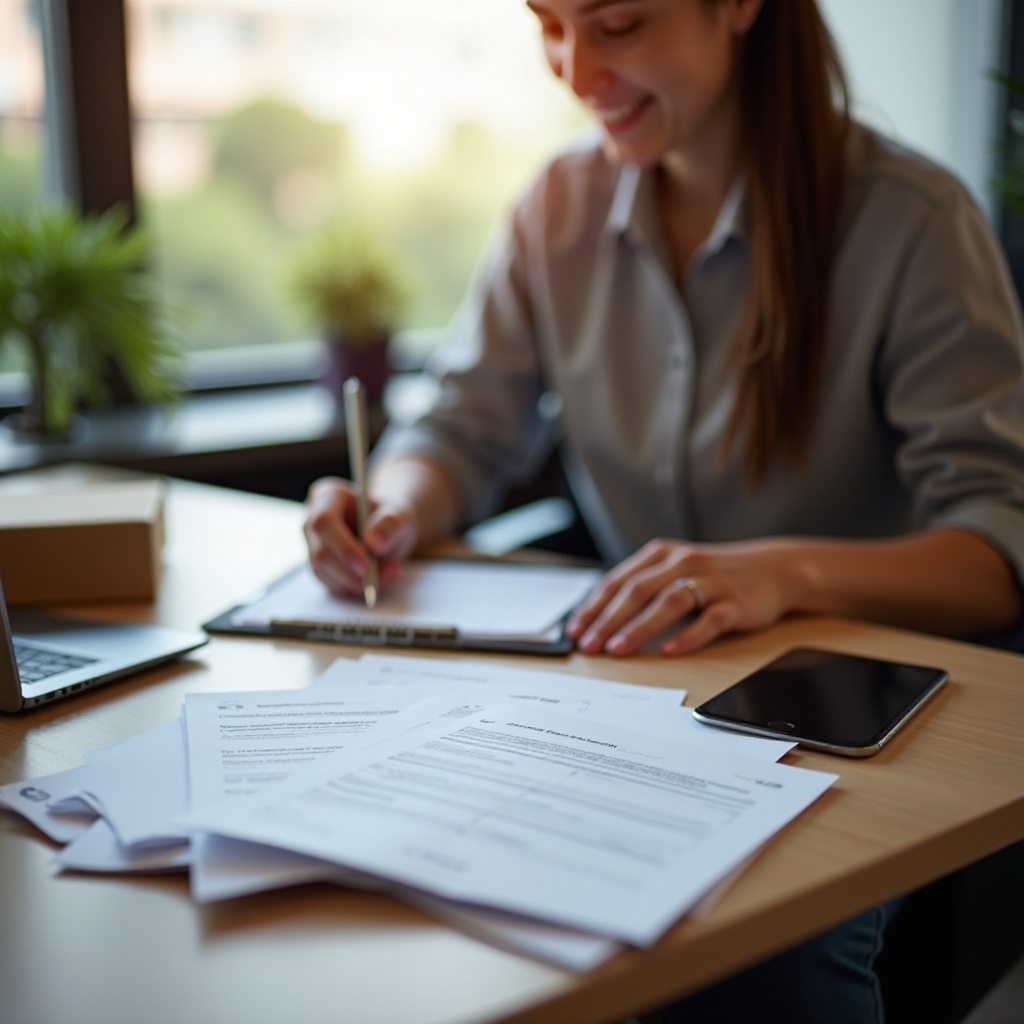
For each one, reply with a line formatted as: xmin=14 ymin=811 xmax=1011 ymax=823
xmin=704 ymin=172 xmax=747 ymax=252
xmin=606 ymin=164 xmax=748 ymax=257
xmin=607 ymin=163 xmax=645 ymax=237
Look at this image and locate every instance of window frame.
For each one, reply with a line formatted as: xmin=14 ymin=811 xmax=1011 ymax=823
xmin=42 ymin=0 xmax=137 ymax=223
xmin=1000 ymin=0 xmax=1024 ymax=299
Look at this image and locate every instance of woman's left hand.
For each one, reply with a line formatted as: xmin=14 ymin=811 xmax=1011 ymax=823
xmin=565 ymin=537 xmax=809 ymax=656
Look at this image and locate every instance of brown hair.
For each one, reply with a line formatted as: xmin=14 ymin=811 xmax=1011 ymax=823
xmin=722 ymin=0 xmax=850 ymax=485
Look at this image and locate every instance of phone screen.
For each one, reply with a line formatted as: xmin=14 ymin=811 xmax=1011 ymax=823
xmin=692 ymin=647 xmax=949 ymax=756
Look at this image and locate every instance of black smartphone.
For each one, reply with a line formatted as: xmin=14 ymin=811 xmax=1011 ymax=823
xmin=691 ymin=647 xmax=949 ymax=757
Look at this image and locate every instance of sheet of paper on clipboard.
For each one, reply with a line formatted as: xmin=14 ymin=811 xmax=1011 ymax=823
xmin=224 ymin=560 xmax=602 ymax=650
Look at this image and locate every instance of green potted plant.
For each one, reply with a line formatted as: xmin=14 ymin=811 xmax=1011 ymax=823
xmin=289 ymin=223 xmax=413 ymax=408
xmin=0 ymin=205 xmax=182 ymax=439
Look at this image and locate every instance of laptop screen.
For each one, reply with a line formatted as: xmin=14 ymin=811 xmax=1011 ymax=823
xmin=0 ymin=573 xmax=23 ymax=712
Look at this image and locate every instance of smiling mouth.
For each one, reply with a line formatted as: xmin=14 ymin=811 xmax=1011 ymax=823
xmin=591 ymin=96 xmax=652 ymax=133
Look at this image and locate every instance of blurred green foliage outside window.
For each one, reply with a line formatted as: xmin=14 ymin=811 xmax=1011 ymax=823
xmin=127 ymin=0 xmax=585 ymax=362
xmin=0 ymin=0 xmax=585 ymax=369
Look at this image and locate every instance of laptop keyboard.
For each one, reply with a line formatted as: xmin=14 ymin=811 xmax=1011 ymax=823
xmin=12 ymin=640 xmax=98 ymax=683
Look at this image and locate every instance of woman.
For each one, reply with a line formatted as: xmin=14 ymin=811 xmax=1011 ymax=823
xmin=306 ymin=0 xmax=1023 ymax=655
xmin=305 ymin=1 xmax=1024 ymax=1020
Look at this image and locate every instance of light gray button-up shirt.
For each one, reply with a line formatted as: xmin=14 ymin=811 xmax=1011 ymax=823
xmin=375 ymin=124 xmax=1024 ymax=587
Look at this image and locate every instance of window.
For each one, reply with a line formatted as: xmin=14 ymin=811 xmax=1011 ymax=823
xmin=1 ymin=0 xmax=1018 ymax=397
xmin=0 ymin=0 xmax=45 ymax=375
xmin=124 ymin=0 xmax=585 ymax=372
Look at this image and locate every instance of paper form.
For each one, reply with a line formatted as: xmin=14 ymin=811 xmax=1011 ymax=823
xmin=183 ymin=686 xmax=453 ymax=808
xmin=408 ymin=895 xmax=624 ymax=972
xmin=319 ymin=657 xmax=688 ymax=722
xmin=0 ymin=765 xmax=99 ymax=843
xmin=186 ymin=705 xmax=837 ymax=946
xmin=179 ymin=676 xmax=694 ymax=967
xmin=181 ymin=675 xmax=682 ymax=904
xmin=333 ymin=653 xmax=649 ymax=690
xmin=633 ymin=709 xmax=797 ymax=759
xmin=322 ymin=653 xmax=796 ymax=761
xmin=0 ymin=724 xmax=189 ymax=860
xmin=181 ymin=686 xmax=630 ymax=965
xmin=81 ymin=718 xmax=190 ymax=848
xmin=57 ymin=818 xmax=190 ymax=874
xmin=326 ymin=652 xmax=621 ymax=687
xmin=184 ymin=685 xmax=451 ymax=901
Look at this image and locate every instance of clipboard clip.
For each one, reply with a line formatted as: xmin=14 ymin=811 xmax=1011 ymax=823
xmin=270 ymin=618 xmax=460 ymax=647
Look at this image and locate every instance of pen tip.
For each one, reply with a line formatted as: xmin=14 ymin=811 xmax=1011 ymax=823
xmin=365 ymin=585 xmax=377 ymax=609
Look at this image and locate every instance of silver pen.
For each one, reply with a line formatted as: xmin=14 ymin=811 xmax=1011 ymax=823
xmin=342 ymin=377 xmax=379 ymax=608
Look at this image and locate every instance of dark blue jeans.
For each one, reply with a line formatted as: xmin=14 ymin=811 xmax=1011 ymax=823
xmin=649 ymin=901 xmax=903 ymax=1024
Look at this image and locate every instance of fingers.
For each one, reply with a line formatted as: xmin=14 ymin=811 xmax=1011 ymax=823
xmin=565 ymin=541 xmax=676 ymax=640
xmin=304 ymin=478 xmax=362 ymax=595
xmin=575 ymin=573 xmax=710 ymax=655
xmin=660 ymin=600 xmax=744 ymax=656
xmin=364 ymin=506 xmax=418 ymax=562
xmin=568 ymin=538 xmax=797 ymax=656
xmin=303 ymin=481 xmax=385 ymax=598
xmin=304 ymin=478 xmax=414 ymax=598
xmin=364 ymin=507 xmax=418 ymax=594
xmin=564 ymin=538 xmax=752 ymax=656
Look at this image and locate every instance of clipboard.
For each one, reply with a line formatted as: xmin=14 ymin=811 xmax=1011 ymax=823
xmin=203 ymin=559 xmax=603 ymax=656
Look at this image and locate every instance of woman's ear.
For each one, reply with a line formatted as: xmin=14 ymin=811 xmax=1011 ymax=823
xmin=726 ymin=0 xmax=766 ymax=36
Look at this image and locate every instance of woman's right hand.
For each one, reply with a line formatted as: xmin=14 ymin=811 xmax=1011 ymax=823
xmin=303 ymin=476 xmax=418 ymax=598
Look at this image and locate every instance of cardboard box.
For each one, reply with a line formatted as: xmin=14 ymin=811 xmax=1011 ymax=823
xmin=0 ymin=479 xmax=165 ymax=604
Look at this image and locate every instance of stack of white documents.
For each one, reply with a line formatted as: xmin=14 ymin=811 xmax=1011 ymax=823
xmin=1 ymin=654 xmax=835 ymax=970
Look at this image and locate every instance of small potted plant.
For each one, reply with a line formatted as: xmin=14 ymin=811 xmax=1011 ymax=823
xmin=289 ymin=224 xmax=413 ymax=408
xmin=0 ymin=205 xmax=182 ymax=439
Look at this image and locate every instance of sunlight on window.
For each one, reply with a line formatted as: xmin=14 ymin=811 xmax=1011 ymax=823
xmin=0 ymin=0 xmax=44 ymax=210
xmin=124 ymin=0 xmax=588 ymax=358
xmin=0 ymin=0 xmax=44 ymax=374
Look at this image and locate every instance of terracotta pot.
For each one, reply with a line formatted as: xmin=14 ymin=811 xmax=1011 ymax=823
xmin=321 ymin=335 xmax=392 ymax=408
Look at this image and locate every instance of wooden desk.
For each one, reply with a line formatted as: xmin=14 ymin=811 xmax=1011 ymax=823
xmin=1 ymin=478 xmax=1022 ymax=1024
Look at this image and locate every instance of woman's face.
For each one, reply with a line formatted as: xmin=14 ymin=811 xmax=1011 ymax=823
xmin=526 ymin=0 xmax=761 ymax=169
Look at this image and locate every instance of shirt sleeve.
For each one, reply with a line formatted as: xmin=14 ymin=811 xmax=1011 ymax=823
xmin=371 ymin=194 xmax=554 ymax=527
xmin=878 ymin=181 xmax=1024 ymax=590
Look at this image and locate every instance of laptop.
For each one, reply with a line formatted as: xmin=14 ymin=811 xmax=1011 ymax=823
xmin=0 ymin=570 xmax=208 ymax=712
